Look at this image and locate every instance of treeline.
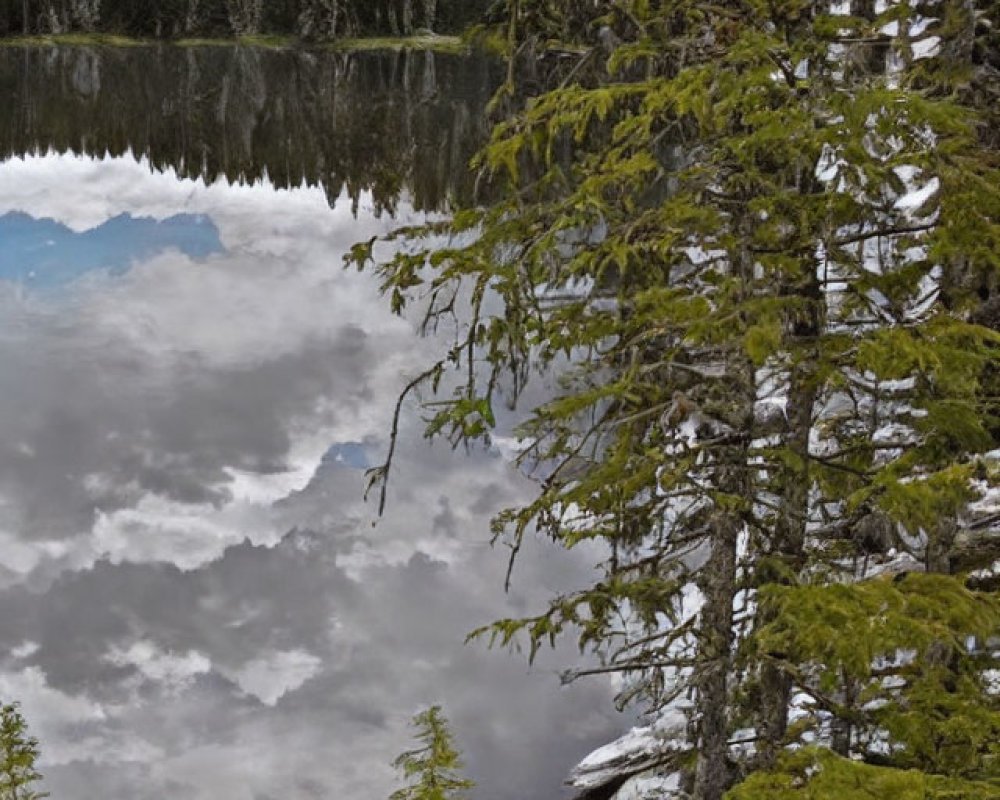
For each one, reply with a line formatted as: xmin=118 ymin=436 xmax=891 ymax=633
xmin=0 ymin=46 xmax=501 ymax=212
xmin=0 ymin=0 xmax=493 ymax=39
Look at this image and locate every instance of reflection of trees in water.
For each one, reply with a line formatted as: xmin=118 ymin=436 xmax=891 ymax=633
xmin=0 ymin=46 xmax=500 ymax=213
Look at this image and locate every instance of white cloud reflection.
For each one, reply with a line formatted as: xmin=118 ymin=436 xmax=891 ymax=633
xmin=0 ymin=153 xmax=623 ymax=800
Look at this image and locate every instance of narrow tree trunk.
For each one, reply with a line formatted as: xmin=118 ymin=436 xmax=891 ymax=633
xmin=401 ymin=0 xmax=413 ymax=35
xmin=755 ymin=286 xmax=820 ymax=768
xmin=693 ymin=353 xmax=754 ymax=800
xmin=185 ymin=0 xmax=200 ymax=35
xmin=693 ymin=499 xmax=742 ymax=800
xmin=926 ymin=519 xmax=957 ymax=574
xmin=329 ymin=0 xmax=340 ymax=38
xmin=831 ymin=672 xmax=857 ymax=756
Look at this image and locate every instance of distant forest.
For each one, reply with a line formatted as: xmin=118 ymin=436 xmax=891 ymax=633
xmin=0 ymin=0 xmax=494 ymax=39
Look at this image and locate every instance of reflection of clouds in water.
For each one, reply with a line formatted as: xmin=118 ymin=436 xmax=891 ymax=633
xmin=0 ymin=154 xmax=623 ymax=800
xmin=0 ymin=154 xmax=410 ymax=568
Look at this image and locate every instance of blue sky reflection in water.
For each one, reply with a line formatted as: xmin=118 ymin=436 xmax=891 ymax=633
xmin=0 ymin=211 xmax=223 ymax=287
xmin=0 ymin=146 xmax=621 ymax=799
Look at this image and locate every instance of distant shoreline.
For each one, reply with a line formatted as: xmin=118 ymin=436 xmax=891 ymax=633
xmin=0 ymin=32 xmax=472 ymax=53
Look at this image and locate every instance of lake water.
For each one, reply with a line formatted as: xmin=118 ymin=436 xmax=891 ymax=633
xmin=0 ymin=45 xmax=619 ymax=800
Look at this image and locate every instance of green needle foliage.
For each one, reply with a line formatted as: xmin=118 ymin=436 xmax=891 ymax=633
xmin=728 ymin=748 xmax=1000 ymax=800
xmin=391 ymin=706 xmax=474 ymax=800
xmin=752 ymin=575 xmax=1000 ymax=782
xmin=356 ymin=0 xmax=1000 ymax=797
xmin=0 ymin=703 xmax=47 ymax=800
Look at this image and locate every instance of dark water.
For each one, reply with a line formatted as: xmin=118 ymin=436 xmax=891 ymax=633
xmin=0 ymin=45 xmax=500 ymax=212
xmin=0 ymin=45 xmax=618 ymax=800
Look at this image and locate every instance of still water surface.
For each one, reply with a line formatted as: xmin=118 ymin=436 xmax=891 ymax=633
xmin=0 ymin=46 xmax=618 ymax=800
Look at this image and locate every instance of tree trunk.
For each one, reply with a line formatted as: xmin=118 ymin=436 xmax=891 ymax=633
xmin=185 ymin=0 xmax=200 ymax=35
xmin=400 ymin=0 xmax=413 ymax=34
xmin=693 ymin=340 xmax=754 ymax=800
xmin=926 ymin=519 xmax=957 ymax=574
xmin=693 ymin=499 xmax=742 ymax=800
xmin=831 ymin=673 xmax=857 ymax=756
xmin=329 ymin=0 xmax=340 ymax=38
xmin=754 ymin=283 xmax=820 ymax=768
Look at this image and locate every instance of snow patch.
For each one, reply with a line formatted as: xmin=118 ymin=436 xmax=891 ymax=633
xmin=894 ymin=176 xmax=939 ymax=214
xmin=568 ymin=709 xmax=688 ymax=791
xmin=613 ymin=770 xmax=683 ymax=800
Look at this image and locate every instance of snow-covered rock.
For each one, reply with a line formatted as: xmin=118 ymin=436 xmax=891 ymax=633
xmin=568 ymin=710 xmax=688 ymax=798
xmin=612 ymin=769 xmax=684 ymax=800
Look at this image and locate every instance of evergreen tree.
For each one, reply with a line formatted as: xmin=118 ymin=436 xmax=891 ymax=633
xmin=357 ymin=0 xmax=1000 ymax=798
xmin=0 ymin=703 xmax=47 ymax=800
xmin=0 ymin=0 xmax=492 ymax=37
xmin=391 ymin=706 xmax=474 ymax=800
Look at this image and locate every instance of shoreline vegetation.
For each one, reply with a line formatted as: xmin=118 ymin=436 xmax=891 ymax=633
xmin=0 ymin=31 xmax=471 ymax=52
